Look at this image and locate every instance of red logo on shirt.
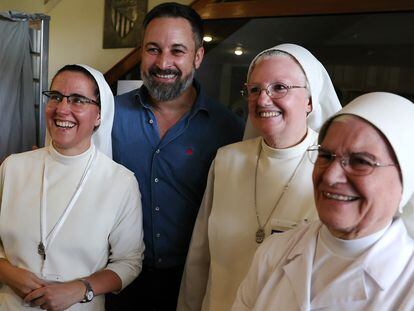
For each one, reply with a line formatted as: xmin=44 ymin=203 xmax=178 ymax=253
xmin=185 ymin=148 xmax=193 ymax=155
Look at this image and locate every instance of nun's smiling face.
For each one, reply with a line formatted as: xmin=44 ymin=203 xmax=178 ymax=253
xmin=313 ymin=116 xmax=402 ymax=239
xmin=46 ymin=71 xmax=101 ymax=156
xmin=247 ymin=55 xmax=311 ymax=149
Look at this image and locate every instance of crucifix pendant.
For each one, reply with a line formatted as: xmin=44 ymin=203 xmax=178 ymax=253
xmin=255 ymin=228 xmax=265 ymax=244
xmin=38 ymin=242 xmax=46 ymax=260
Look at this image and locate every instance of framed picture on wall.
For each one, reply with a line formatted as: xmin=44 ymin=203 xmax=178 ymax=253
xmin=103 ymin=0 xmax=147 ymax=49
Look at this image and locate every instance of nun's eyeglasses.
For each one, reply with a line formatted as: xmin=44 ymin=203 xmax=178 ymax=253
xmin=43 ymin=91 xmax=99 ymax=109
xmin=306 ymin=145 xmax=398 ymax=176
xmin=241 ymin=82 xmax=307 ymax=100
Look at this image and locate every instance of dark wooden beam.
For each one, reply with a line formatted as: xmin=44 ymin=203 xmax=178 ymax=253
xmin=105 ymin=47 xmax=141 ymax=87
xmin=191 ymin=0 xmax=216 ymax=12
xmin=197 ymin=0 xmax=414 ymax=20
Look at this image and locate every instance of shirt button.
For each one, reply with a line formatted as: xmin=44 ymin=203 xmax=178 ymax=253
xmin=155 ymin=149 xmax=160 ymax=154
xmin=156 ymin=233 xmax=161 ymax=238
xmin=155 ymin=206 xmax=160 ymax=211
xmin=148 ymin=119 xmax=154 ymax=124
xmin=154 ymin=178 xmax=159 ymax=183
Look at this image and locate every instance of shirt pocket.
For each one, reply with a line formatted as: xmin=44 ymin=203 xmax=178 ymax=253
xmin=270 ymin=218 xmax=309 ymax=234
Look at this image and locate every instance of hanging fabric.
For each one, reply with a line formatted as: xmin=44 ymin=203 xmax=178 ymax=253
xmin=0 ymin=12 xmax=37 ymax=161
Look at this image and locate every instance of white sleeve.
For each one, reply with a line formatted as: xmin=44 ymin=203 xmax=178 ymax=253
xmin=105 ymin=173 xmax=144 ymax=290
xmin=177 ymin=161 xmax=215 ymax=311
xmin=231 ymin=238 xmax=273 ymax=310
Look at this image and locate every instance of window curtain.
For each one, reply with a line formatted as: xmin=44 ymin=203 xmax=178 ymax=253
xmin=0 ymin=13 xmax=36 ymax=161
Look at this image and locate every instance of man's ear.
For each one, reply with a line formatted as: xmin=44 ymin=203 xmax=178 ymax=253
xmin=94 ymin=112 xmax=101 ymax=127
xmin=194 ymin=46 xmax=204 ymax=69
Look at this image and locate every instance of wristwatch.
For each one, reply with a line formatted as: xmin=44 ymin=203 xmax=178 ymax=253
xmin=79 ymin=278 xmax=94 ymax=303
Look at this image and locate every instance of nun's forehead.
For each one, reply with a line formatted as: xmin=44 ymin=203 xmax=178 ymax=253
xmin=318 ymin=114 xmax=359 ymax=143
xmin=320 ymin=114 xmax=397 ymax=158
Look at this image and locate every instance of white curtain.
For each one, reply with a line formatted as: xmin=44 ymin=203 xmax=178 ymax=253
xmin=0 ymin=13 xmax=36 ymax=161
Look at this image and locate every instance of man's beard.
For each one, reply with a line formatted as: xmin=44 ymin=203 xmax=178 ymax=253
xmin=141 ymin=65 xmax=195 ymax=102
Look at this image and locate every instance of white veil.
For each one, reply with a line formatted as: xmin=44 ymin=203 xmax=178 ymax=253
xmin=45 ymin=64 xmax=114 ymax=158
xmin=243 ymin=43 xmax=341 ymax=139
xmin=320 ymin=92 xmax=414 ymax=210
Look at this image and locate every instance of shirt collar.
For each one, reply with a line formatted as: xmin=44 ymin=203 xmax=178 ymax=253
xmin=48 ymin=142 xmax=95 ymax=165
xmin=358 ymin=218 xmax=412 ymax=290
xmin=135 ymin=79 xmax=210 ymax=116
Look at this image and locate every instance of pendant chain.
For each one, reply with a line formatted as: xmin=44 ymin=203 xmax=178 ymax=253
xmin=38 ymin=147 xmax=96 ymax=260
xmin=253 ymin=140 xmax=306 ymax=243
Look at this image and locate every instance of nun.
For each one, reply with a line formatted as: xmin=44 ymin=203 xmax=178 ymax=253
xmin=178 ymin=44 xmax=341 ymax=311
xmin=0 ymin=64 xmax=144 ymax=310
xmin=233 ymin=92 xmax=414 ymax=310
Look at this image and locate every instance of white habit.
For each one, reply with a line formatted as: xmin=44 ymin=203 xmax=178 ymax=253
xmin=0 ymin=145 xmax=144 ymax=310
xmin=178 ymin=128 xmax=319 ymax=311
xmin=233 ymin=218 xmax=414 ymax=310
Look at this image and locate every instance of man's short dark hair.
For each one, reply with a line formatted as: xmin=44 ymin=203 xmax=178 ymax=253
xmin=143 ymin=2 xmax=204 ymax=49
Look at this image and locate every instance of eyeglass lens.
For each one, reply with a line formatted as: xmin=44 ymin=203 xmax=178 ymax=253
xmin=246 ymin=83 xmax=288 ymax=99
xmin=43 ymin=91 xmax=97 ymax=107
xmin=308 ymin=149 xmax=376 ymax=175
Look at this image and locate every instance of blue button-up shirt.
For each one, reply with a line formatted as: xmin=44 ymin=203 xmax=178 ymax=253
xmin=112 ymin=81 xmax=244 ymax=268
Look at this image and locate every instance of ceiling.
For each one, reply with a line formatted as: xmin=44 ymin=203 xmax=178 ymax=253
xmin=202 ymin=12 xmax=414 ymax=67
xmin=196 ymin=11 xmax=414 ymax=108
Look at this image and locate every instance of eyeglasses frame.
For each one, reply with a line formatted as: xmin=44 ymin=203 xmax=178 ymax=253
xmin=306 ymin=144 xmax=398 ymax=176
xmin=42 ymin=90 xmax=100 ymax=107
xmin=241 ymin=82 xmax=307 ymax=100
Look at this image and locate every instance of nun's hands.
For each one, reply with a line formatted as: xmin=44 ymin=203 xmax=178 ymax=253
xmin=23 ymin=280 xmax=85 ymax=311
xmin=0 ymin=259 xmax=45 ymax=298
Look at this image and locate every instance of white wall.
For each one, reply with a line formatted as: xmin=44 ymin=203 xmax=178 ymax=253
xmin=0 ymin=0 xmax=44 ymax=13
xmin=47 ymin=0 xmax=133 ymax=80
xmin=0 ymin=0 xmax=192 ymax=84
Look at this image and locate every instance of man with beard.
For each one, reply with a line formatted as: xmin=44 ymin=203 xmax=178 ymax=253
xmin=109 ymin=2 xmax=244 ymax=310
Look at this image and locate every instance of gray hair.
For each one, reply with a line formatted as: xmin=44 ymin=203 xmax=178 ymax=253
xmin=318 ymin=114 xmax=357 ymax=143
